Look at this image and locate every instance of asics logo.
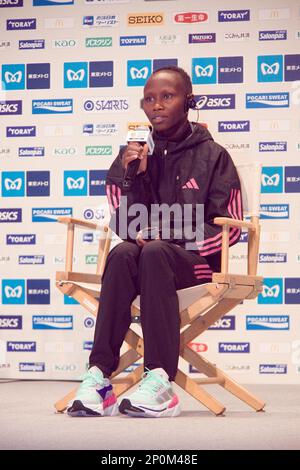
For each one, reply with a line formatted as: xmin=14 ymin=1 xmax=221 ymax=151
xmin=195 ymin=64 xmax=214 ymax=77
xmin=130 ymin=67 xmax=149 ymax=79
xmin=66 ymin=177 xmax=85 ymax=189
xmin=4 ymin=178 xmax=23 ymax=190
xmin=261 ymin=62 xmax=280 ymax=75
xmin=261 ymin=173 xmax=280 ymax=186
xmin=4 ymin=71 xmax=22 ymax=83
xmin=262 ymin=284 xmax=280 ymax=298
xmin=4 ymin=286 xmax=23 ymax=298
xmin=66 ymin=69 xmax=85 ymax=81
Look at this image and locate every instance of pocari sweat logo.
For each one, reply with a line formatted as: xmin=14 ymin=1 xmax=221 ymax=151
xmin=2 ymin=64 xmax=25 ymax=90
xmin=261 ymin=167 xmax=283 ymax=193
xmin=195 ymin=94 xmax=235 ymax=110
xmin=32 ymin=99 xmax=73 ymax=114
xmin=32 ymin=315 xmax=73 ymax=330
xmin=2 ymin=279 xmax=25 ymax=305
xmin=192 ymin=57 xmax=216 ymax=85
xmin=127 ymin=60 xmax=151 ymax=86
xmin=246 ymin=92 xmax=289 ymax=108
xmin=32 ymin=207 xmax=72 ymax=222
xmin=260 ymin=204 xmax=289 ymax=219
xmin=258 ymin=55 xmax=283 ymax=82
xmin=246 ymin=315 xmax=289 ymax=330
xmin=1 ymin=171 xmax=25 ymax=197
xmin=64 ymin=170 xmax=87 ymax=196
xmin=258 ymin=278 xmax=283 ymax=304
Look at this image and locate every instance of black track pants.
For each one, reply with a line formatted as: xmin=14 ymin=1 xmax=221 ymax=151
xmin=89 ymin=240 xmax=212 ymax=381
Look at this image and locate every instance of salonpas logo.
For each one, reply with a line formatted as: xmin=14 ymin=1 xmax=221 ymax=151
xmin=86 ymin=37 xmax=112 ymax=47
xmin=127 ymin=12 xmax=164 ymax=26
xmin=85 ymin=146 xmax=112 ymax=156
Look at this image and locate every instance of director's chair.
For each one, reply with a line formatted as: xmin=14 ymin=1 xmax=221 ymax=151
xmin=55 ymin=162 xmax=265 ymax=416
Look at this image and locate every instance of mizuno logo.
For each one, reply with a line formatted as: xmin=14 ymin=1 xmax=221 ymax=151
xmin=4 ymin=285 xmax=23 ymax=298
xmin=66 ymin=177 xmax=85 ymax=189
xmin=261 ymin=62 xmax=280 ymax=75
xmin=4 ymin=71 xmax=22 ymax=83
xmin=130 ymin=67 xmax=149 ymax=79
xmin=262 ymin=284 xmax=280 ymax=297
xmin=182 ymin=178 xmax=199 ymax=189
xmin=66 ymin=69 xmax=85 ymax=81
xmin=261 ymin=173 xmax=280 ymax=186
xmin=4 ymin=178 xmax=23 ymax=190
xmin=195 ymin=64 xmax=214 ymax=77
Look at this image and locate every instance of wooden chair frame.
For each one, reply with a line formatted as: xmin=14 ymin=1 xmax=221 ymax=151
xmin=54 ymin=207 xmax=265 ymax=416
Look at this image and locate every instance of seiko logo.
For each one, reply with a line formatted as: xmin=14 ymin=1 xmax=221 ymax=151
xmin=128 ymin=13 xmax=164 ymax=25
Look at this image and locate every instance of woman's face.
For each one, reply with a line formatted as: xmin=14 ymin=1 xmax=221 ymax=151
xmin=142 ymin=71 xmax=188 ymax=136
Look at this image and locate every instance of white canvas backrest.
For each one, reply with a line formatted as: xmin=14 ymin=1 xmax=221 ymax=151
xmin=236 ymin=162 xmax=262 ymax=217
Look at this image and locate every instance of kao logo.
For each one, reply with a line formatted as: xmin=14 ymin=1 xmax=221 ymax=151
xmin=261 ymin=167 xmax=283 ymax=193
xmin=2 ymin=279 xmax=25 ymax=304
xmin=64 ymin=170 xmax=87 ymax=196
xmin=127 ymin=60 xmax=151 ymax=86
xmin=258 ymin=55 xmax=283 ymax=82
xmin=258 ymin=278 xmax=283 ymax=304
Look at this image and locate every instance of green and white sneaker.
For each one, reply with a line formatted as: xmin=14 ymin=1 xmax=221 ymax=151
xmin=119 ymin=368 xmax=180 ymax=418
xmin=67 ymin=366 xmax=118 ymax=417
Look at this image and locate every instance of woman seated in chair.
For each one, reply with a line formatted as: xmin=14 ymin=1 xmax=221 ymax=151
xmin=67 ymin=66 xmax=242 ymax=418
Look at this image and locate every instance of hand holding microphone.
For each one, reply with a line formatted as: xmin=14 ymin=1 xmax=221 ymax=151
xmin=122 ymin=126 xmax=154 ymax=189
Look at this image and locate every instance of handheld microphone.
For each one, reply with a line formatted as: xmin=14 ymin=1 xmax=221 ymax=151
xmin=123 ymin=126 xmax=154 ymax=189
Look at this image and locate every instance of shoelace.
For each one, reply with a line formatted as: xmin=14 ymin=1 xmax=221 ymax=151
xmin=79 ymin=372 xmax=103 ymax=391
xmin=136 ymin=369 xmax=169 ymax=397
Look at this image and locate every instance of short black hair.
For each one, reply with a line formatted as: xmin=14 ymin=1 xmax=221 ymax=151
xmin=150 ymin=66 xmax=193 ymax=95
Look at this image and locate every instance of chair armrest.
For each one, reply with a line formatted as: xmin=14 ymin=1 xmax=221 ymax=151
xmin=214 ymin=217 xmax=254 ymax=231
xmin=57 ymin=216 xmax=106 ymax=231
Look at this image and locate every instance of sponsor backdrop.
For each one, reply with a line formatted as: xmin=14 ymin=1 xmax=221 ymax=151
xmin=0 ymin=0 xmax=300 ymax=383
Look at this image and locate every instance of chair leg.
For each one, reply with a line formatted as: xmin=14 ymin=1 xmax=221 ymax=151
xmin=54 ymin=387 xmax=78 ymax=413
xmin=183 ymin=346 xmax=266 ymax=412
xmin=174 ymin=369 xmax=226 ymax=416
xmin=112 ymin=364 xmax=144 ymax=397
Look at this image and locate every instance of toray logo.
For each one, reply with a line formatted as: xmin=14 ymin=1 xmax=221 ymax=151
xmin=218 ymin=10 xmax=250 ymax=22
xmin=1 ymin=171 xmax=25 ymax=197
xmin=127 ymin=60 xmax=151 ymax=86
xmin=64 ymin=171 xmax=87 ymax=196
xmin=258 ymin=55 xmax=283 ymax=82
xmin=7 ymin=126 xmax=36 ymax=137
xmin=2 ymin=280 xmax=25 ymax=304
xmin=218 ymin=342 xmax=250 ymax=353
xmin=261 ymin=167 xmax=283 ymax=193
xmin=6 ymin=18 xmax=36 ymax=30
xmin=258 ymin=278 xmax=283 ymax=304
xmin=7 ymin=341 xmax=36 ymax=352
